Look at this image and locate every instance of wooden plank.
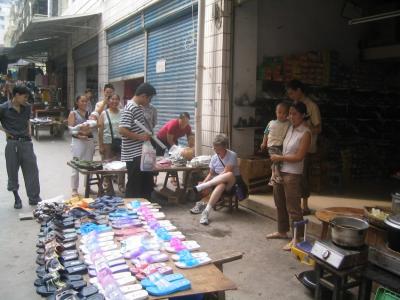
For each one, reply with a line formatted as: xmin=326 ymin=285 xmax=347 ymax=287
xmin=19 ymin=212 xmax=33 ymax=220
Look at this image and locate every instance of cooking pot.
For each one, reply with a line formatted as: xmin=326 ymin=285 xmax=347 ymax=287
xmin=330 ymin=216 xmax=369 ymax=248
xmin=384 ymin=214 xmax=400 ymax=252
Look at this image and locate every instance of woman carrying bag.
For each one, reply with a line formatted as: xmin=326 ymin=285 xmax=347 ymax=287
xmin=98 ymin=94 xmax=125 ymax=193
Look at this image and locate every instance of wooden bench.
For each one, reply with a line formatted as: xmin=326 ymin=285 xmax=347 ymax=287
xmin=208 ymin=250 xmax=244 ymax=300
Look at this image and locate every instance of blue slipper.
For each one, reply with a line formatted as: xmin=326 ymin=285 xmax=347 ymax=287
xmin=146 ymin=278 xmax=191 ymax=296
xmin=141 ymin=273 xmax=184 ymax=288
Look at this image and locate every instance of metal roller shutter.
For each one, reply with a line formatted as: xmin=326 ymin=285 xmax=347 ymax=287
xmin=146 ymin=8 xmax=198 ymax=135
xmin=107 ymin=15 xmax=145 ymax=81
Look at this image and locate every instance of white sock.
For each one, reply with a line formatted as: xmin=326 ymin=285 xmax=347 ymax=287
xmin=203 ymin=204 xmax=212 ymax=214
xmin=196 ymin=181 xmax=212 ymax=192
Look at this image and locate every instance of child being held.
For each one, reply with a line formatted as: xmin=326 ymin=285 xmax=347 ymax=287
xmin=260 ymin=102 xmax=290 ymax=185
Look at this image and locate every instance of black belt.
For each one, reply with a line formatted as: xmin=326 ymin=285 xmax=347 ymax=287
xmin=7 ymin=136 xmax=32 ymax=142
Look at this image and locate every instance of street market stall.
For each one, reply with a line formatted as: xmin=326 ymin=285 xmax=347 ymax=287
xmin=33 ymin=196 xmax=240 ymax=299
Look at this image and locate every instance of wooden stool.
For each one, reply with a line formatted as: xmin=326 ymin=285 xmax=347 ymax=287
xmin=213 ymin=190 xmax=238 ymax=212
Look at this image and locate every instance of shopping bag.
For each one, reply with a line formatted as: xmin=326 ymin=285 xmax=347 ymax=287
xmin=140 ymin=141 xmax=156 ymax=171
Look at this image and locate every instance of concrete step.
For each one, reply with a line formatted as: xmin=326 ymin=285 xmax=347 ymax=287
xmin=240 ymin=195 xmax=323 ymax=239
xmin=240 ymin=193 xmax=391 ymax=240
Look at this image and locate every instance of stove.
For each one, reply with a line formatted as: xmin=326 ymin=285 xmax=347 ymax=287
xmin=311 ymin=240 xmax=369 ymax=270
xmin=368 ymin=245 xmax=400 ymax=276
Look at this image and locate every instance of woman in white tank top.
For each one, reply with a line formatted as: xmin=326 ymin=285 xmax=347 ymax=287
xmin=266 ymin=102 xmax=311 ymax=251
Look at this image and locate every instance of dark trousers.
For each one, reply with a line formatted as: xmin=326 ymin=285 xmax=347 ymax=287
xmin=5 ymin=140 xmax=41 ymax=201
xmin=125 ymin=157 xmax=153 ymax=199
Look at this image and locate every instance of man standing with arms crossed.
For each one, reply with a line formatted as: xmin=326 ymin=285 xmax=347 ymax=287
xmin=286 ymin=80 xmax=321 ymax=215
xmin=0 ymin=85 xmax=41 ymax=209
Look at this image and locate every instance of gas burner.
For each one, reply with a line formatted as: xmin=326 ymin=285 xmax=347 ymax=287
xmin=311 ymin=240 xmax=369 ymax=269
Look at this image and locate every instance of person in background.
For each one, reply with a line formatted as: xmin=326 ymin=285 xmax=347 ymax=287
xmin=98 ymin=94 xmax=124 ymax=193
xmin=286 ymin=80 xmax=321 ymax=215
xmin=85 ymin=88 xmax=96 ymax=114
xmin=90 ymin=83 xmax=115 ymax=121
xmin=190 ymin=134 xmax=240 ymax=225
xmin=0 ymin=85 xmax=42 ymax=209
xmin=68 ymin=95 xmax=95 ymax=197
xmin=260 ymin=102 xmax=290 ymax=186
xmin=0 ymin=84 xmax=9 ymax=104
xmin=266 ymin=102 xmax=311 ymax=251
xmin=156 ymin=112 xmax=194 ymax=155
xmin=119 ymin=83 xmax=156 ymax=199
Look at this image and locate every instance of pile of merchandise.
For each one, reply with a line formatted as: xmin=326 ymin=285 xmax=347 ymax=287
xmin=70 ymin=159 xmax=103 ymax=171
xmin=33 ymin=196 xmax=211 ymax=299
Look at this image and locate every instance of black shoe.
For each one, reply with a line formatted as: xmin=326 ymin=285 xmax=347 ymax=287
xmin=192 ymin=186 xmax=199 ymax=194
xmin=14 ymin=200 xmax=22 ymax=209
xmin=29 ymin=199 xmax=40 ymax=205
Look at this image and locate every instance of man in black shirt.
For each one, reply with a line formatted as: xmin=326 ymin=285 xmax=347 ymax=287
xmin=0 ymin=85 xmax=41 ymax=209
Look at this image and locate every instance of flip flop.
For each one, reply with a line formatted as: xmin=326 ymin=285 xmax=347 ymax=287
xmin=120 ymin=284 xmax=143 ymax=294
xmin=175 ymin=256 xmax=212 ymax=269
xmin=146 ymin=278 xmax=191 ymax=296
xmin=124 ymin=290 xmax=149 ymax=300
xmin=141 ymin=273 xmax=184 ymax=288
xmin=171 ymin=252 xmax=209 ymax=261
xmin=114 ymin=227 xmax=146 ymax=237
xmin=164 ymin=241 xmax=200 ymax=253
xmin=265 ymin=232 xmax=289 ymax=240
xmin=282 ymin=241 xmax=294 ymax=251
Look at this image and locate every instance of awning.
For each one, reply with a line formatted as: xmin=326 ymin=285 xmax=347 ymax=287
xmin=7 ymin=13 xmax=100 ymax=60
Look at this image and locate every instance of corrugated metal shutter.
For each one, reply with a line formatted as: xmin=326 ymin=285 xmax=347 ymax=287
xmin=146 ymin=6 xmax=198 ymax=137
xmin=107 ymin=15 xmax=145 ymax=81
xmin=73 ymin=36 xmax=98 ymax=67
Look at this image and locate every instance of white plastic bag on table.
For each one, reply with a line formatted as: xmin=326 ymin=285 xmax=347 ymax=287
xmin=140 ymin=141 xmax=156 ymax=171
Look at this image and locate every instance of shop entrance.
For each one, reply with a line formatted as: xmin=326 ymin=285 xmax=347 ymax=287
xmin=232 ymin=0 xmax=400 ymax=198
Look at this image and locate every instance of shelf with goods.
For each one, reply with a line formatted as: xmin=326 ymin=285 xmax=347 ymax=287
xmin=256 ymin=47 xmax=400 ymax=192
xmin=257 ymin=79 xmax=400 ymax=192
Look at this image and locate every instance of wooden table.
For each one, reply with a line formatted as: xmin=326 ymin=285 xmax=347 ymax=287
xmin=155 ymin=165 xmax=208 ymax=202
xmin=31 ymin=120 xmax=65 ymax=141
xmin=67 ymin=162 xmax=208 ymax=200
xmin=67 ymin=162 xmax=127 ymax=197
xmin=124 ymin=198 xmax=239 ymax=299
xmin=315 ymin=207 xmax=365 ymax=239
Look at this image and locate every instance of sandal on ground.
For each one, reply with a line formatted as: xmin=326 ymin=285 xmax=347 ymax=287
xmin=282 ymin=241 xmax=294 ymax=251
xmin=265 ymin=232 xmax=289 ymax=240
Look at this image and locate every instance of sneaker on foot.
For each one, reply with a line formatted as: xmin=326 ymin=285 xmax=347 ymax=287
xmin=190 ymin=201 xmax=206 ymax=214
xmin=200 ymin=212 xmax=209 ymax=225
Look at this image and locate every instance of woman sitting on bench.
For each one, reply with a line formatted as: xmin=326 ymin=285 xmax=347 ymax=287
xmin=190 ymin=134 xmax=240 ymax=225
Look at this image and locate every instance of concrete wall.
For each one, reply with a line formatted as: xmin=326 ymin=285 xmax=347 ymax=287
xmin=257 ymin=0 xmax=366 ymax=65
xmin=231 ymin=0 xmax=258 ymax=156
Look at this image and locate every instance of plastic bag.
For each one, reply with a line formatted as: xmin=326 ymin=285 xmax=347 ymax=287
xmin=141 ymin=141 xmax=156 ymax=171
